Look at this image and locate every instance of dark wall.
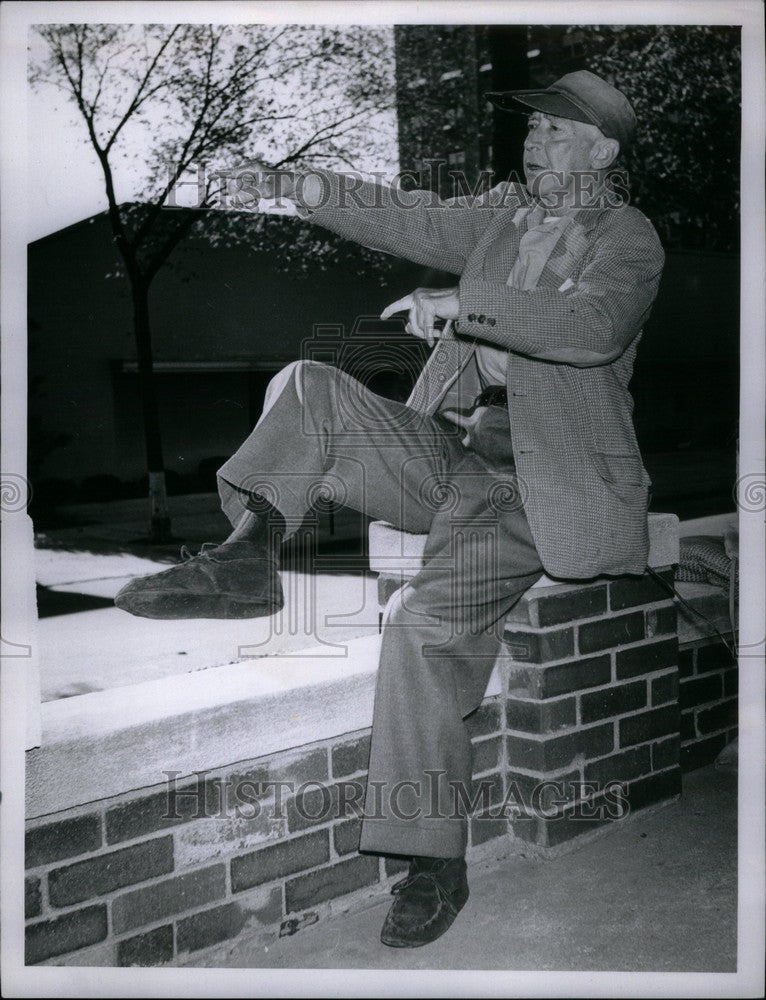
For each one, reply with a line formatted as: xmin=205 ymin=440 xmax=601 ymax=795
xmin=28 ymin=212 xmax=430 ymax=492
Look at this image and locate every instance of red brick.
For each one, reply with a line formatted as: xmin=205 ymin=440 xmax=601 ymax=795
xmin=645 ymin=604 xmax=678 ymax=638
xmin=584 ymin=745 xmax=652 ymax=785
xmin=615 ymin=638 xmax=677 ymax=679
xmin=48 ymin=836 xmax=174 ymax=907
xmin=619 ymin=704 xmax=679 ymax=748
xmin=468 ymin=771 xmax=505 ymax=810
xmin=609 ymin=574 xmax=671 ymax=610
xmin=506 ymin=724 xmax=613 ymax=773
xmin=25 ymin=876 xmax=41 ymax=919
xmin=176 ymin=901 xmax=250 ymax=954
xmin=681 ymin=710 xmax=696 ymax=742
xmin=331 ymin=736 xmax=371 ymax=778
xmin=287 ymin=779 xmax=366 ymax=833
xmin=472 ymin=735 xmax=502 ymax=775
xmin=384 ymin=856 xmax=410 ymax=878
xmin=227 ymin=748 xmax=329 ymax=812
xmin=652 ymin=736 xmax=681 ymax=771
xmin=514 ymin=585 xmax=608 ymax=627
xmin=696 ymin=698 xmax=737 ymax=735
xmin=578 ymin=612 xmax=644 ymax=654
xmin=231 ymin=828 xmax=329 ymax=892
xmin=503 ymin=626 xmax=575 ymax=663
xmin=542 ymin=805 xmax=615 ymax=847
xmin=505 ymin=695 xmax=576 ymax=733
xmin=679 ymin=647 xmax=695 ymax=678
xmin=333 ymin=818 xmax=362 ymax=857
xmin=680 ymin=673 xmax=723 ymax=709
xmin=106 ymin=779 xmax=221 ymax=844
xmin=504 ymin=769 xmax=581 ymax=815
xmin=285 ymin=855 xmax=379 ymax=912
xmin=26 ymin=814 xmax=101 ymax=868
xmin=651 ymin=670 xmax=679 ymax=706
xmin=25 ymin=905 xmax=107 ymax=965
xmin=577 ymin=724 xmax=616 ymax=760
xmin=681 ymin=734 xmax=727 ymax=771
xmin=508 ymin=813 xmax=541 ymax=845
xmin=580 ymin=680 xmax=647 ymax=724
xmin=696 ymin=643 xmax=735 ymax=673
xmin=626 ymin=766 xmax=681 ymax=811
xmin=510 ymin=654 xmax=611 ymax=699
xmin=465 ymin=699 xmax=502 ymax=739
xmin=470 ymin=814 xmax=509 ymax=846
xmin=112 ymin=864 xmax=226 ymax=934
xmin=117 ymin=925 xmax=173 ymax=967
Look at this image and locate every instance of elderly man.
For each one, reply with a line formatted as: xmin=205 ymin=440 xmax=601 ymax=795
xmin=116 ymin=71 xmax=664 ymax=947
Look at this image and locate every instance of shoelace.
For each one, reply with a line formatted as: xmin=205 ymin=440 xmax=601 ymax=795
xmin=390 ymin=863 xmax=458 ymax=915
xmin=179 ymin=542 xmax=219 ymax=561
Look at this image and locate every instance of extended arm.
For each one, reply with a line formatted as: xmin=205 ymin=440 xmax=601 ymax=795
xmin=300 ymin=170 xmax=525 ymax=274
xmin=225 ymin=163 xmax=527 ymax=275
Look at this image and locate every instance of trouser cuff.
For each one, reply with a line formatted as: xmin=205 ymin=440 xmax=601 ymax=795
xmin=360 ymin=816 xmax=467 ymax=859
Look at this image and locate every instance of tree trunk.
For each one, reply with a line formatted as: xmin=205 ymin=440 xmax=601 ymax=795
xmin=132 ymin=279 xmax=172 ymax=542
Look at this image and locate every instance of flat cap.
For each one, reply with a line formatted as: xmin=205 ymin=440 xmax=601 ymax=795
xmin=487 ymin=69 xmax=636 ymax=151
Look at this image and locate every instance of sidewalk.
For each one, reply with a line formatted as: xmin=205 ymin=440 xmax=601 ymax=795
xmin=179 ymin=765 xmax=737 ymax=972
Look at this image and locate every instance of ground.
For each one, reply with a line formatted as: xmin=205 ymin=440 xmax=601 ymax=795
xmin=179 ymin=765 xmax=737 ymax=973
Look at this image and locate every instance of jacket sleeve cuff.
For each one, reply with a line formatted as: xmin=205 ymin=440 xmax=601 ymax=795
xmin=456 ymin=278 xmax=539 ymax=356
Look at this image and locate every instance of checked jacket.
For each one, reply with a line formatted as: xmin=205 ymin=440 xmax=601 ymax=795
xmin=304 ymin=171 xmax=665 ymax=579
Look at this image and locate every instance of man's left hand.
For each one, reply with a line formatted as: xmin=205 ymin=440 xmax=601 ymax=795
xmin=381 ymin=287 xmax=460 ymax=347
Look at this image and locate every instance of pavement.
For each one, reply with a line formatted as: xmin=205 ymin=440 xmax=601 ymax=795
xmin=182 ymin=764 xmax=738 ymax=973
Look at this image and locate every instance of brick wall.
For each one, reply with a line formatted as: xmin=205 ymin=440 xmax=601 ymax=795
xmin=27 ymin=564 xmax=737 ymax=967
xmin=499 ymin=567 xmax=682 ymax=851
xmin=678 ymin=637 xmax=738 ymax=771
xmin=25 ymin=708 xmax=507 ymax=967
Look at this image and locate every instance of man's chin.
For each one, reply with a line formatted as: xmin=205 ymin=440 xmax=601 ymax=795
xmin=528 ymin=178 xmax=568 ymax=207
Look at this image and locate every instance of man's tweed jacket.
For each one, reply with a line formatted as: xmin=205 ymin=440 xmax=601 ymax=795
xmin=305 ymin=171 xmax=665 ymax=579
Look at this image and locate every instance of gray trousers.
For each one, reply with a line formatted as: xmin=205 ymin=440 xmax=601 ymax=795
xmin=218 ymin=361 xmax=543 ymax=858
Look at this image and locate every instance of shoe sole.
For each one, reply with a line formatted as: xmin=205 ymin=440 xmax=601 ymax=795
xmin=114 ymin=591 xmax=284 ymax=620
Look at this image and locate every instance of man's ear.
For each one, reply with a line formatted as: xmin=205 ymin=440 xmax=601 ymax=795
xmin=590 ymin=137 xmax=620 ymax=170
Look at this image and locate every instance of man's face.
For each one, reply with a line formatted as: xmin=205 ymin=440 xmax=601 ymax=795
xmin=523 ymin=111 xmax=603 ymax=205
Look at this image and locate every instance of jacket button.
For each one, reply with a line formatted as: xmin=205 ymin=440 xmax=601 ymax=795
xmin=487 ymin=317 xmax=496 ymax=326
xmin=478 ymin=314 xmax=486 ymax=323
xmin=467 ymin=313 xmax=477 ymax=322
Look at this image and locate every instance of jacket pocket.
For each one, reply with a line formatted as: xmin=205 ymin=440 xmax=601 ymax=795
xmin=591 ymin=451 xmax=651 ymax=501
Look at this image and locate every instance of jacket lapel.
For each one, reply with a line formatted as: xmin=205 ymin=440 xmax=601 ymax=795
xmin=406 ymin=324 xmax=475 ymax=415
xmin=406 ymin=203 xmax=600 ymax=414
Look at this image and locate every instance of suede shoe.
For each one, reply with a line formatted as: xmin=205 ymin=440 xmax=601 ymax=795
xmin=113 ymin=540 xmax=283 ymax=620
xmin=380 ymin=856 xmax=469 ymax=948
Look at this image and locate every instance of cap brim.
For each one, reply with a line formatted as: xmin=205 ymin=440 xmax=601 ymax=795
xmin=486 ymin=90 xmax=600 ymax=129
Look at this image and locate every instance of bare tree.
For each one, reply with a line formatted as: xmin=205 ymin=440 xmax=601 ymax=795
xmin=29 ymin=23 xmax=395 ymax=540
